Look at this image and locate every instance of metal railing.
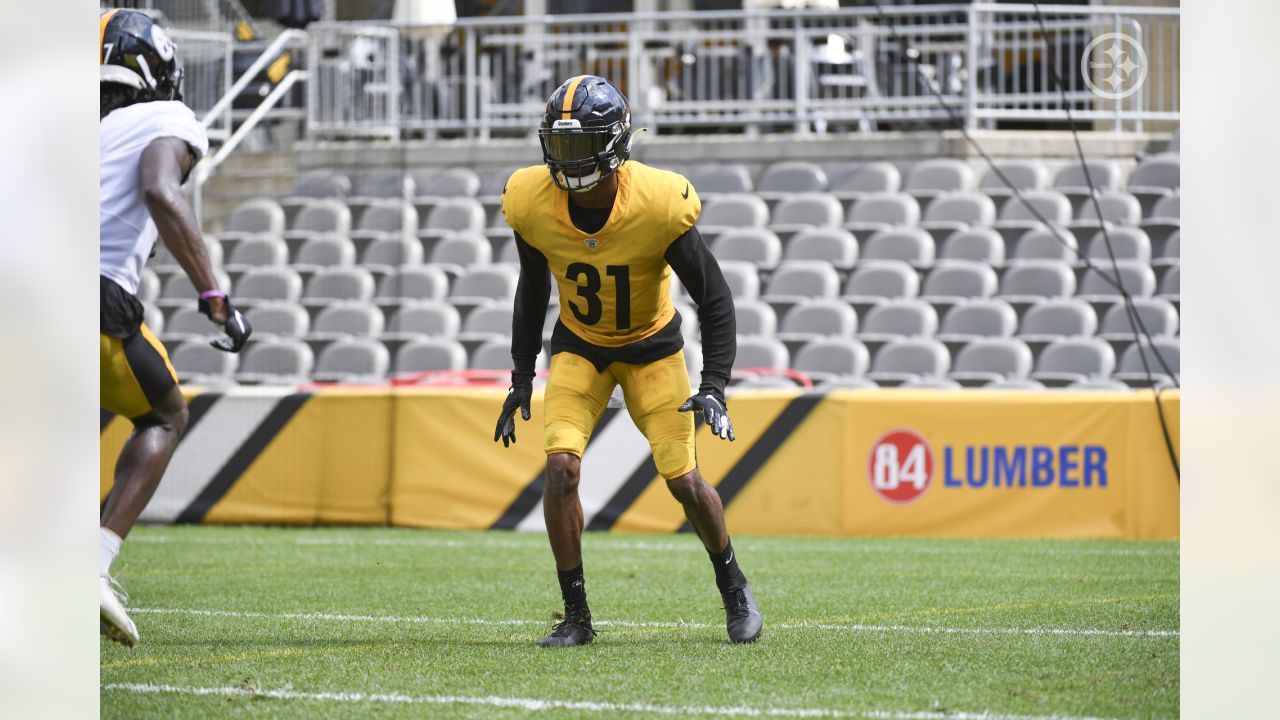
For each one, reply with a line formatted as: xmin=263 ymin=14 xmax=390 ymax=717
xmin=305 ymin=3 xmax=1177 ymax=141
xmin=169 ymin=29 xmax=234 ymax=142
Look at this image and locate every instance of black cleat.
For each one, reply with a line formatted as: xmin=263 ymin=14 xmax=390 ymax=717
xmin=721 ymin=582 xmax=763 ymax=643
xmin=537 ymin=607 xmax=597 ymax=648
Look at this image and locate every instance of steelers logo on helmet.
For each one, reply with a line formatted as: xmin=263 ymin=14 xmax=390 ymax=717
xmin=539 ymin=76 xmax=634 ymax=192
xmin=100 ymin=9 xmax=184 ymax=104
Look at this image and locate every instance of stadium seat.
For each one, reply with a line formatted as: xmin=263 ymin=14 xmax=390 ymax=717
xmin=449 ymin=265 xmax=520 ymax=309
xmin=700 ymin=194 xmax=770 ymax=234
xmin=349 ymin=169 xmax=412 ymax=203
xmin=815 ymin=375 xmax=879 ymax=390
xmin=309 ymin=301 xmax=385 ymax=341
xmin=160 ymin=306 xmax=216 ymax=344
xmin=920 ymin=260 xmax=998 ymax=306
xmin=459 ymin=303 xmax=514 ymax=346
xmin=997 ymin=260 xmax=1077 ymax=307
xmin=937 ymin=299 xmax=1018 ymax=346
xmin=385 ymin=300 xmax=462 ymax=339
xmin=430 ymin=233 xmax=493 ymax=276
xmin=219 ymin=198 xmax=285 ymax=241
xmin=903 ymin=159 xmax=974 ymax=202
xmin=1141 ymin=192 xmax=1181 ymax=248
xmin=1065 ymin=378 xmax=1131 ymax=391
xmin=1153 ymin=230 xmax=1179 ymax=269
xmin=234 ymin=267 xmax=303 ymax=305
xmin=843 ymin=192 xmax=920 ymax=233
xmin=827 ymin=161 xmax=901 ymax=201
xmin=1083 ymin=227 xmax=1152 ymax=264
xmin=418 ymin=198 xmax=487 ymax=241
xmin=159 ymin=268 xmax=232 ymax=309
xmin=784 ymin=228 xmax=859 ymax=269
xmin=1157 ymin=264 xmax=1179 ymax=303
xmin=993 ymin=190 xmax=1072 ymax=244
xmin=362 ymin=236 xmax=424 ymax=277
xmin=1097 ymin=298 xmax=1179 ymax=357
xmin=234 ymin=337 xmax=314 ymax=386
xmin=351 ymin=201 xmax=418 ymax=243
xmin=304 ymin=267 xmax=376 ymax=306
xmin=281 ymin=171 xmax=350 ymax=219
xmin=375 ymin=266 xmax=450 ymax=303
xmin=761 ymin=260 xmax=840 ymax=316
xmin=735 ymin=336 xmax=790 ymax=371
xmin=919 ymin=192 xmax=997 ymax=243
xmin=685 ymin=163 xmax=753 ymax=195
xmin=143 ymin=304 xmax=164 ymax=335
xmin=286 ymin=199 xmax=352 ymax=239
xmin=1009 ymin=227 xmax=1079 ymax=264
xmin=1069 ymin=190 xmax=1141 ymax=229
xmin=1114 ymin=337 xmax=1180 ymax=387
xmin=979 ymin=159 xmax=1048 ymax=208
xmin=224 ymin=236 xmax=289 ymax=273
xmin=293 ymin=235 xmax=356 ymax=273
xmin=470 ymin=337 xmax=526 ymax=371
xmin=1052 ymin=159 xmax=1122 ymax=211
xmin=313 ymin=337 xmax=391 ymax=383
xmin=734 ymin=299 xmax=778 ymax=337
xmin=137 ymin=268 xmax=160 ymax=304
xmin=899 ymin=376 xmax=962 ymax=390
xmin=476 ymin=166 xmax=518 ymax=205
xmin=793 ymin=337 xmax=871 ymax=383
xmin=939 ymin=228 xmax=1005 ymax=265
xmin=244 ymin=301 xmax=310 ymax=339
xmin=860 ymin=227 xmax=935 ymax=267
xmin=1030 ymin=337 xmax=1116 ymax=386
xmin=1017 ymin=299 xmax=1098 ymax=353
xmin=495 ymin=237 xmax=520 ymax=265
xmin=767 ymin=193 xmax=843 ymax=239
xmin=171 ymin=341 xmax=238 ymax=387
xmin=841 ymin=259 xmax=920 ymax=309
xmin=984 ymin=377 xmax=1046 ymax=391
xmin=757 ymin=161 xmax=827 ymax=200
xmin=868 ymin=337 xmax=950 ymax=385
xmin=858 ymin=299 xmax=937 ymax=355
xmin=949 ymin=338 xmax=1034 ymax=386
xmin=394 ymin=337 xmax=469 ymax=375
xmin=150 ymin=236 xmax=219 ymax=275
xmin=777 ymin=299 xmax=857 ymax=356
xmin=1077 ymin=262 xmax=1157 ymax=317
xmin=412 ymin=166 xmax=481 ymax=201
xmin=710 ymin=228 xmax=783 ymax=270
xmin=1127 ymin=155 xmax=1180 ymax=216
xmin=717 ymin=260 xmax=762 ymax=299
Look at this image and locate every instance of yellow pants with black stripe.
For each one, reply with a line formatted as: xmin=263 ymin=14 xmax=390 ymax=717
xmin=544 ymin=350 xmax=696 ymax=480
xmin=100 ymin=324 xmax=179 ymax=420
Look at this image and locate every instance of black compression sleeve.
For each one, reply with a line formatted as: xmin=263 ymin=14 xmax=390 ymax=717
xmin=665 ymin=226 xmax=736 ymax=399
xmin=511 ymin=232 xmax=550 ymax=379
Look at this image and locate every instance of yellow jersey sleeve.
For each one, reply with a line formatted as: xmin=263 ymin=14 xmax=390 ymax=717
xmin=500 ymin=165 xmax=548 ymax=238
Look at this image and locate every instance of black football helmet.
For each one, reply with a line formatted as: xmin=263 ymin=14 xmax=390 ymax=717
xmin=539 ymin=76 xmax=633 ymax=192
xmin=100 ymin=9 xmax=183 ymax=102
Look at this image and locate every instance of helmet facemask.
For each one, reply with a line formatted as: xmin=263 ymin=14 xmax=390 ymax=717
xmin=539 ymin=117 xmax=632 ymax=193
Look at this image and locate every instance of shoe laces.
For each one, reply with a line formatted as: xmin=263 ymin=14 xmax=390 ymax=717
xmin=104 ymin=575 xmax=129 ymax=606
xmin=550 ymin=607 xmax=596 ymax=638
xmin=723 ymin=587 xmax=750 ymax=619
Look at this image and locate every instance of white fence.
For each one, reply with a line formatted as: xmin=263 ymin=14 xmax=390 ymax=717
xmin=305 ymin=3 xmax=1178 ymax=141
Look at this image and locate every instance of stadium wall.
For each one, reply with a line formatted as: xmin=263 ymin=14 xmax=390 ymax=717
xmin=100 ymin=388 xmax=1179 ymax=539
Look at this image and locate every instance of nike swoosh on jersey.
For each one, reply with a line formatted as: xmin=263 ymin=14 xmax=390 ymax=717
xmin=681 ymin=183 xmax=690 ymax=200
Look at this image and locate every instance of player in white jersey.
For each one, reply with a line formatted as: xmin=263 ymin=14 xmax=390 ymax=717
xmin=99 ymin=9 xmax=252 ymax=646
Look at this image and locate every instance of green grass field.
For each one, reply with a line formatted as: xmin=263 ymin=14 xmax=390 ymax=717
xmin=100 ymin=526 xmax=1178 ymax=719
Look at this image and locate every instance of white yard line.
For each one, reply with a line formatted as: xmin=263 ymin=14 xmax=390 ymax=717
xmin=128 ymin=607 xmax=1179 ymax=638
xmin=101 ymin=682 xmax=1131 ymax=720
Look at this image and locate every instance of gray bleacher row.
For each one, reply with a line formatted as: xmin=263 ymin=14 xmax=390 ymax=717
xmin=148 ymin=154 xmax=1178 ymax=390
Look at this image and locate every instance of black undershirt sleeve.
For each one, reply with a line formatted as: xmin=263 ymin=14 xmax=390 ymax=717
xmin=664 ymin=225 xmax=736 ymax=400
xmin=511 ymin=231 xmax=551 ymax=380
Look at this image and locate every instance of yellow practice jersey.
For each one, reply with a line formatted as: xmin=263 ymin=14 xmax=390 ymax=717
xmin=502 ymin=160 xmax=701 ymax=348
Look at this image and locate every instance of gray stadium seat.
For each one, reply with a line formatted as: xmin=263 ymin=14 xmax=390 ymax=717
xmin=816 ymin=375 xmax=880 ymax=390
xmin=843 ymin=192 xmax=920 ymax=233
xmin=495 ymin=237 xmax=520 ymax=265
xmin=430 ymin=233 xmax=493 ymax=275
xmin=450 ymin=265 xmax=520 ymax=307
xmin=362 ymin=236 xmax=423 ymax=275
xmin=284 ymin=170 xmax=350 ymax=203
xmin=309 ymin=301 xmax=385 ymax=340
xmin=1127 ymin=155 xmax=1180 ymax=216
xmin=376 ymin=265 xmax=450 ymax=302
xmin=234 ymin=267 xmax=303 ymax=304
xmin=903 ymin=159 xmax=974 ymax=202
xmin=304 ymin=267 xmax=376 ymax=305
xmin=1010 ymin=226 xmax=1079 ymax=264
xmin=784 ymin=228 xmax=859 ymax=269
xmin=151 ymin=237 xmax=222 ymax=274
xmin=979 ymin=159 xmax=1048 ymax=205
xmin=868 ymin=337 xmax=950 ymax=385
xmin=394 ymin=337 xmax=468 ymax=375
xmin=171 ymin=341 xmax=238 ymax=386
xmin=735 ymin=336 xmax=790 ymax=370
xmin=1084 ymin=227 xmax=1152 ymax=263
xmin=993 ymin=190 xmax=1072 ymax=244
xmin=793 ymin=337 xmax=871 ymax=383
xmin=761 ymin=260 xmax=840 ymax=313
xmin=386 ymin=300 xmax=462 ymax=339
xmin=352 ymin=201 xmax=418 ymax=242
xmin=859 ymin=299 xmax=937 ymax=344
xmin=350 ymin=170 xmax=411 ymax=203
xmin=899 ymin=376 xmax=962 ymax=390
xmin=700 ymin=194 xmax=770 ymax=234
xmin=1070 ymin=190 xmax=1141 ymax=226
xmin=919 ymin=192 xmax=997 ymax=242
xmin=244 ymin=301 xmax=310 ymax=338
xmin=1065 ymin=378 xmax=1131 ymax=391
xmin=313 ymin=337 xmax=390 ymax=383
xmin=685 ymin=164 xmax=753 ymax=195
xmin=949 ymin=338 xmax=1034 ymax=386
xmin=220 ymin=198 xmax=285 ymax=240
xmin=861 ymin=227 xmax=935 ymax=266
xmin=841 ymin=260 xmax=919 ymax=307
xmin=757 ymin=161 xmax=827 ymax=199
xmin=143 ymin=304 xmax=164 ymax=335
xmin=1141 ymin=192 xmax=1181 ymax=248
xmin=293 ymin=235 xmax=356 ymax=272
xmin=827 ymin=161 xmax=901 ymax=201
xmin=225 ymin=236 xmax=288 ymax=272
xmin=1098 ymin=298 xmax=1179 ymax=355
xmin=998 ymin=260 xmax=1077 ymax=305
xmin=1114 ymin=337 xmax=1180 ymax=387
xmin=1153 ymin=230 xmax=1179 ymax=269
xmin=939 ymin=228 xmax=1005 ymax=265
xmin=767 ymin=193 xmax=843 ymax=237
xmin=158 ymin=268 xmax=232 ymax=309
xmin=1053 ymin=159 xmax=1122 ymax=210
xmin=710 ymin=228 xmax=783 ymax=269
xmin=470 ymin=337 xmax=522 ymax=371
xmin=1018 ymin=299 xmax=1098 ymax=350
xmin=734 ymin=299 xmax=778 ymax=337
xmin=477 ymin=166 xmax=518 ymax=203
xmin=984 ymin=377 xmax=1046 ymax=391
xmin=777 ymin=299 xmax=856 ymax=356
xmin=920 ymin=260 xmax=998 ymax=304
xmin=1031 ymin=337 xmax=1116 ymax=386
xmin=161 ymin=306 xmax=216 ymax=344
xmin=937 ymin=299 xmax=1018 ymax=344
xmin=1157 ymin=264 xmax=1179 ymax=302
xmin=235 ymin=337 xmax=314 ymax=386
xmin=137 ymin=268 xmax=160 ymax=304
xmin=413 ymin=167 xmax=481 ymax=201
xmin=459 ymin=303 xmax=514 ymax=344
xmin=1077 ymin=262 xmax=1157 ymax=308
xmin=717 ymin=260 xmax=762 ymax=299
xmin=418 ymin=198 xmax=487 ymax=240
xmin=287 ymin=199 xmax=352 ymax=238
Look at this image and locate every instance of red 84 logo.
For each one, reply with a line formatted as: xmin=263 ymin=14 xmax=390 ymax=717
xmin=867 ymin=429 xmax=934 ymax=504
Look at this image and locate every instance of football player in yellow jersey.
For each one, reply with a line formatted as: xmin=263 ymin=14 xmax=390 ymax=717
xmin=495 ymin=76 xmax=762 ymax=647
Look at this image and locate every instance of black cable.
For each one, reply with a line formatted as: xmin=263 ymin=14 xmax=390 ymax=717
xmin=864 ymin=0 xmax=1179 ymax=478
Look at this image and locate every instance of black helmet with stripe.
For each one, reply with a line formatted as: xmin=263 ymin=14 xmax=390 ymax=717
xmin=100 ymin=9 xmax=183 ymax=113
xmin=539 ymin=76 xmax=633 ymax=192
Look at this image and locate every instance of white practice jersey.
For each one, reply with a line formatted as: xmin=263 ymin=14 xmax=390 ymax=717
xmin=100 ymin=101 xmax=208 ymax=295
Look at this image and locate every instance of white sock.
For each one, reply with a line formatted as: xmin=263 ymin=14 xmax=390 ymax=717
xmin=100 ymin=527 xmax=122 ymax=577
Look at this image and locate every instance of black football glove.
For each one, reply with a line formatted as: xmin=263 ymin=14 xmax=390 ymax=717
xmin=679 ymin=389 xmax=735 ymax=441
xmin=494 ymin=372 xmax=534 ymax=447
xmin=198 ymin=295 xmax=252 ymax=353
